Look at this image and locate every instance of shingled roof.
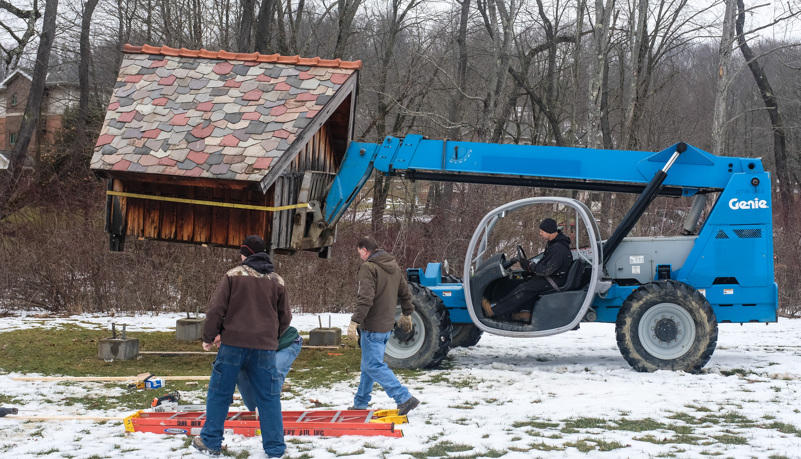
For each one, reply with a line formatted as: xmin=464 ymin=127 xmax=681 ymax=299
xmin=90 ymin=44 xmax=360 ymax=192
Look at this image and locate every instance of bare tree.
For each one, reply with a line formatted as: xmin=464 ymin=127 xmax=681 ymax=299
xmin=74 ymin=0 xmax=100 ymax=165
xmin=1 ymin=0 xmax=58 ymax=219
xmin=239 ymin=0 xmax=256 ymax=51
xmin=735 ymin=0 xmax=794 ymax=223
xmin=711 ymin=0 xmax=737 ymax=156
xmin=0 ymin=0 xmax=41 ymax=71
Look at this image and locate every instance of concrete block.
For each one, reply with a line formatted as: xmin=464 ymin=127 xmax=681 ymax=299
xmin=176 ymin=318 xmax=205 ymax=341
xmin=98 ymin=338 xmax=139 ymax=361
xmin=308 ymin=327 xmax=341 ymax=346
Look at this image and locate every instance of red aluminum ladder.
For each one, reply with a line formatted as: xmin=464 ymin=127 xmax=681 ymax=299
xmin=124 ymin=408 xmax=407 ymax=438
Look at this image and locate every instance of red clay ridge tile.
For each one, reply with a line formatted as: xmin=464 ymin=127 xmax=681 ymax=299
xmin=123 ymin=44 xmax=143 ymax=53
xmin=243 ymin=89 xmax=263 ymax=101
xmin=124 ymin=44 xmax=363 ymax=70
xmin=217 ymin=50 xmax=237 ymax=60
xmin=159 ymin=75 xmax=177 ymax=85
xmin=96 ymin=134 xmax=115 ymax=146
xmin=277 ymin=55 xmax=300 ymax=64
xmin=152 ymin=97 xmax=168 ymax=106
xmin=213 ymin=62 xmax=234 ymax=75
xmin=197 ymin=101 xmax=214 ymax=111
xmin=141 ymin=44 xmax=162 ymax=54
xmin=161 ymin=46 xmax=180 ymax=57
xmin=224 ymin=79 xmax=242 ymax=88
xmin=220 ymin=134 xmax=241 ymax=147
xmin=318 ymin=58 xmax=341 ymax=67
xmin=253 ymin=157 xmax=273 ymax=169
xmin=124 ymin=75 xmax=143 ymax=83
xmin=178 ymin=48 xmax=200 ymax=58
xmin=142 ymin=129 xmax=161 ymax=138
xmin=257 ymin=54 xmax=280 ymax=63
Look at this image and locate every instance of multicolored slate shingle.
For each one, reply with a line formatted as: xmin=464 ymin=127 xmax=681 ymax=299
xmin=91 ymin=44 xmax=360 ymax=186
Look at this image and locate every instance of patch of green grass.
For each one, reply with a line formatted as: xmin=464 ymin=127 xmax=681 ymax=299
xmin=449 ymin=401 xmax=479 ymax=409
xmin=766 ymin=421 xmax=801 ymax=436
xmin=410 ymin=441 xmax=473 ymax=458
xmin=719 ymin=368 xmax=749 ymax=377
xmin=712 ymin=434 xmax=748 ymax=445
xmin=512 ymin=419 xmax=560 ymax=429
xmin=563 ymin=417 xmax=608 ymax=430
xmin=517 ymin=441 xmax=564 ymax=452
xmin=34 ymin=448 xmax=59 ymax=455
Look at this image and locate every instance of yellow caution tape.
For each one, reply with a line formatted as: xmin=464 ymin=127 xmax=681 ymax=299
xmin=107 ymin=190 xmax=311 ymax=212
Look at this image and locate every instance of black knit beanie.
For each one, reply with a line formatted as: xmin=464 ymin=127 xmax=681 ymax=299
xmin=539 ymin=218 xmax=558 ymax=234
xmin=241 ymin=235 xmax=266 ymax=257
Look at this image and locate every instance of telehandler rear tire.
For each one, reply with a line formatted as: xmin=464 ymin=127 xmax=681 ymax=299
xmin=616 ymin=280 xmax=717 ymax=373
xmin=385 ymin=282 xmax=452 ymax=369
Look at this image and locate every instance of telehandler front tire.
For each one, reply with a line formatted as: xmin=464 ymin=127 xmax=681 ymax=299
xmin=385 ymin=283 xmax=452 ymax=369
xmin=616 ymin=280 xmax=717 ymax=373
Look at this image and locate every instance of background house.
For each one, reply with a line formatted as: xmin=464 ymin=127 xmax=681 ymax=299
xmin=0 ymin=65 xmax=78 ymax=159
xmin=90 ymin=45 xmax=360 ymax=255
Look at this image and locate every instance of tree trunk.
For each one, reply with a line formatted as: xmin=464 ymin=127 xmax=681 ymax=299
xmin=735 ymin=0 xmax=792 ymax=223
xmin=711 ymin=0 xmax=736 ymax=157
xmin=74 ymin=0 xmax=100 ymax=168
xmin=1 ymin=0 xmax=58 ymax=218
xmin=254 ymin=0 xmax=274 ymax=53
xmin=239 ymin=0 xmax=256 ymax=52
xmin=587 ymin=0 xmax=614 ymax=149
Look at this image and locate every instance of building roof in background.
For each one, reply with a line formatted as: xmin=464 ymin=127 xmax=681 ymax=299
xmin=90 ymin=44 xmax=360 ymax=189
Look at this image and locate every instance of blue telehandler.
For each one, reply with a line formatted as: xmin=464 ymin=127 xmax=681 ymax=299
xmin=320 ymin=135 xmax=776 ymax=373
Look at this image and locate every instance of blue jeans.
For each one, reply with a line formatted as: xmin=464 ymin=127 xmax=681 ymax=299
xmin=353 ymin=330 xmax=412 ymax=408
xmin=238 ymin=337 xmax=303 ymax=411
xmin=201 ymin=344 xmax=285 ymax=457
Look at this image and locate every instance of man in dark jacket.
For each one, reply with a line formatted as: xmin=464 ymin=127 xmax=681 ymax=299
xmin=482 ymin=218 xmax=573 ymax=321
xmin=193 ymin=235 xmax=291 ymax=458
xmin=347 ymin=236 xmax=420 ymax=416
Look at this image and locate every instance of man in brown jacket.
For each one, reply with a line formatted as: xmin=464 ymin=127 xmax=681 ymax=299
xmin=193 ymin=235 xmax=290 ymax=458
xmin=347 ymin=236 xmax=420 ymax=415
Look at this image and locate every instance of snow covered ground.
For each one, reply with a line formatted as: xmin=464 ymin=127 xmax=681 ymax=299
xmin=2 ymin=312 xmax=801 ymax=458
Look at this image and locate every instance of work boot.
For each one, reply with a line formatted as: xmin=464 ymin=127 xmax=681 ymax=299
xmin=481 ymin=298 xmax=494 ymax=317
xmin=511 ymin=310 xmax=532 ymax=323
xmin=347 ymin=405 xmax=367 ymax=410
xmin=192 ymin=436 xmax=221 ymax=456
xmin=397 ymin=396 xmax=420 ymax=416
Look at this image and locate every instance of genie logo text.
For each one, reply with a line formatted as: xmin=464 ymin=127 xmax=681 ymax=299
xmin=729 ymin=198 xmax=768 ymax=210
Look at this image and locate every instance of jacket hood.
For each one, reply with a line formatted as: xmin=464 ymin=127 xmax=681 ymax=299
xmin=367 ymin=250 xmax=399 ymax=274
xmin=242 ymin=252 xmax=275 ymax=274
xmin=552 ymin=232 xmax=571 ymax=248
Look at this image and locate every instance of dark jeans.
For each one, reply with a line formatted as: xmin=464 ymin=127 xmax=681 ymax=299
xmin=490 ymin=276 xmax=560 ymax=316
xmin=201 ymin=344 xmax=285 ymax=457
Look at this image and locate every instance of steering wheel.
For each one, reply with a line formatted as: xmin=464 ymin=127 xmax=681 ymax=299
xmin=516 ymin=244 xmax=527 ymax=263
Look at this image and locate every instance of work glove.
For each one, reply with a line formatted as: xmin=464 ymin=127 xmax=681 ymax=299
xmin=347 ymin=321 xmax=359 ymax=342
xmin=519 ymin=257 xmax=532 ymax=271
xmin=398 ymin=314 xmax=413 ymax=333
